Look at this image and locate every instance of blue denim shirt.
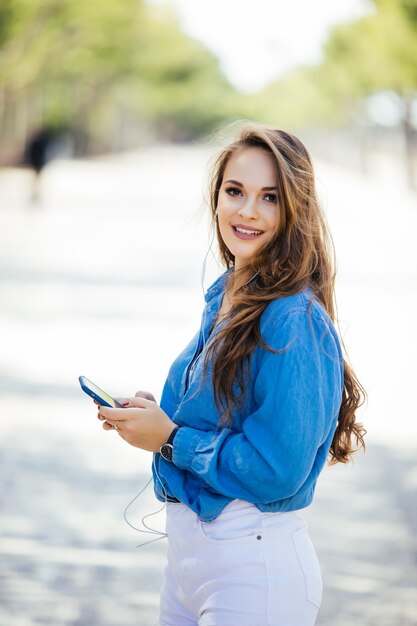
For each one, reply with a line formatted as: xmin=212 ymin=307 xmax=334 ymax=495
xmin=153 ymin=270 xmax=344 ymax=522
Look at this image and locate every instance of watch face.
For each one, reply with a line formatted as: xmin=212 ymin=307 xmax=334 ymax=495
xmin=160 ymin=443 xmax=173 ymax=462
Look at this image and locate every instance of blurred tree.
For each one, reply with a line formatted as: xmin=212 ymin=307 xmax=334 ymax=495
xmin=323 ymin=0 xmax=417 ymax=94
xmin=125 ymin=5 xmax=242 ymax=141
xmin=0 ymin=0 xmax=240 ymax=160
xmin=247 ymin=65 xmax=344 ymax=130
xmin=252 ymin=0 xmax=416 ymax=125
xmin=321 ymin=0 xmax=417 ymax=184
xmin=0 ymin=0 xmax=148 ymax=155
xmin=250 ymin=0 xmax=416 ymax=184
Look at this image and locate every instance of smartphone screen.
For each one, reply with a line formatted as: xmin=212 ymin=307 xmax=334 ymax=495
xmin=78 ymin=375 xmax=122 ymax=408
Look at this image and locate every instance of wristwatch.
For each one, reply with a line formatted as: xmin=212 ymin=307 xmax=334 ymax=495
xmin=160 ymin=427 xmax=180 ymax=462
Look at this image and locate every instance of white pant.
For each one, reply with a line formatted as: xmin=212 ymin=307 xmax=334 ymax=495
xmin=159 ymin=499 xmax=322 ymax=626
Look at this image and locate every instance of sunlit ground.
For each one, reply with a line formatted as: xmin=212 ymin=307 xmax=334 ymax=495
xmin=0 ymin=144 xmax=416 ymax=625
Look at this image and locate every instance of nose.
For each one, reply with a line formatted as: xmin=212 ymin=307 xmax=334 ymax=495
xmin=238 ymin=195 xmax=258 ymax=219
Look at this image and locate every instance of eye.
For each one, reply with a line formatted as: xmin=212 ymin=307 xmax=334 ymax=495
xmin=225 ymin=186 xmax=242 ymax=197
xmin=264 ymin=193 xmax=277 ymax=204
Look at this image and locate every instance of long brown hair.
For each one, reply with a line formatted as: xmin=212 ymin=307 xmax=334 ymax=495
xmin=204 ymin=122 xmax=366 ymax=464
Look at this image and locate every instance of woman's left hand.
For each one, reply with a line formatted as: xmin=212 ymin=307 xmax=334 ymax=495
xmin=97 ymin=397 xmax=176 ymax=452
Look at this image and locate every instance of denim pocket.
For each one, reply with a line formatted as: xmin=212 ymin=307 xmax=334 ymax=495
xmin=291 ymin=527 xmax=323 ymax=609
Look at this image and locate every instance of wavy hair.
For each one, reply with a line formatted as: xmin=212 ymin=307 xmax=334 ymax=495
xmin=204 ymin=122 xmax=366 ymax=464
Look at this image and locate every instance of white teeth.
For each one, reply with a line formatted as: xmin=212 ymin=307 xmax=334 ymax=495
xmin=235 ymin=227 xmax=262 ymax=235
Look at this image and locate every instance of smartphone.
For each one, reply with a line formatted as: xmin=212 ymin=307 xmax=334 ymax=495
xmin=78 ymin=375 xmax=123 ymax=408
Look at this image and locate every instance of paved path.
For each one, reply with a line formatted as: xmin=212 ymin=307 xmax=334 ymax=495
xmin=1 ymin=433 xmax=416 ymax=625
xmin=0 ymin=146 xmax=416 ymax=625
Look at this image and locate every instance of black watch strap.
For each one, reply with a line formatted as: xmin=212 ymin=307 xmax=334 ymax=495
xmin=160 ymin=427 xmax=180 ymax=462
xmin=167 ymin=426 xmax=180 ymax=446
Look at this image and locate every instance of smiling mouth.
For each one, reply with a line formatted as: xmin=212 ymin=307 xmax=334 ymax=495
xmin=232 ymin=225 xmax=264 ymax=239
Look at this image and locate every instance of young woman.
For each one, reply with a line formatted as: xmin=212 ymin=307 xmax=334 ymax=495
xmin=97 ymin=124 xmax=366 ymax=626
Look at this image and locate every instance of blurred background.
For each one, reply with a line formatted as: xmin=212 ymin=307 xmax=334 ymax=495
xmin=0 ymin=0 xmax=416 ymax=625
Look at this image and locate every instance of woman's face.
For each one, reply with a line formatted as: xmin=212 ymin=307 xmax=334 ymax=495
xmin=217 ymin=147 xmax=280 ymax=270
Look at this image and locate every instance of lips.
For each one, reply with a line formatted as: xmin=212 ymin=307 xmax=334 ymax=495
xmin=232 ymin=224 xmax=264 ymax=240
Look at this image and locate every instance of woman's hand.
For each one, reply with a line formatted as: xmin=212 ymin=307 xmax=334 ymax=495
xmin=97 ymin=396 xmax=175 ymax=452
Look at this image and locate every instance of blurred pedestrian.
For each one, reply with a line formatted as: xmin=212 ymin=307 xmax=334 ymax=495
xmin=97 ymin=123 xmax=366 ymax=626
xmin=24 ymin=127 xmax=55 ymax=203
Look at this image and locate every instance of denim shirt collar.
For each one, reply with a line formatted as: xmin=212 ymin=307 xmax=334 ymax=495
xmin=204 ymin=268 xmax=233 ymax=304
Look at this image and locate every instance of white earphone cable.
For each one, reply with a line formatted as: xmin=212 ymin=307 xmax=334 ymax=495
xmin=123 ymin=213 xmax=219 ymax=548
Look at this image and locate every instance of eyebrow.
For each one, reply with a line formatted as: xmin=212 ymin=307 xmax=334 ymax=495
xmin=223 ymin=179 xmax=276 ymax=191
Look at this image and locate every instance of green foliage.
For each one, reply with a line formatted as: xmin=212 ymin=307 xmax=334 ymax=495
xmin=249 ymin=0 xmax=417 ymax=130
xmin=323 ymin=0 xmax=417 ymax=95
xmin=1 ymin=0 xmax=416 ymax=146
xmin=0 ymin=2 xmax=16 ymax=47
xmin=247 ymin=65 xmax=348 ymax=130
xmin=0 ymin=0 xmax=239 ymax=147
xmin=127 ymin=5 xmax=242 ymax=139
